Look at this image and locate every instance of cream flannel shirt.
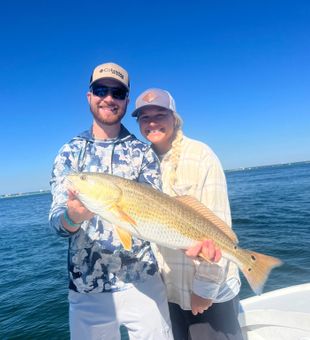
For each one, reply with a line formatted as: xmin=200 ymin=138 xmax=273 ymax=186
xmin=154 ymin=136 xmax=240 ymax=310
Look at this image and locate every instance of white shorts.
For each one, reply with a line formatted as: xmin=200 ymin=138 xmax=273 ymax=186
xmin=69 ymin=273 xmax=173 ymax=340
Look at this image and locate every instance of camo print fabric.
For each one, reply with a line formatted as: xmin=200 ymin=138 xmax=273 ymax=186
xmin=49 ymin=125 xmax=161 ymax=293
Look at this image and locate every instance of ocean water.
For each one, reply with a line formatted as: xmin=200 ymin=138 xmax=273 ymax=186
xmin=1 ymin=162 xmax=309 ymax=339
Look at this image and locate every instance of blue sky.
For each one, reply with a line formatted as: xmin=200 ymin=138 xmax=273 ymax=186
xmin=1 ymin=0 xmax=309 ymax=195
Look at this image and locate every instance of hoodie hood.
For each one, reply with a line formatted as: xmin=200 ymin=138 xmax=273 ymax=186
xmin=69 ymin=124 xmax=139 ymax=174
xmin=75 ymin=124 xmax=134 ymax=145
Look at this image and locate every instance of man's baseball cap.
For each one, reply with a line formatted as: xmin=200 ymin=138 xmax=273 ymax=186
xmin=132 ymin=88 xmax=176 ymax=117
xmin=89 ymin=62 xmax=130 ymax=90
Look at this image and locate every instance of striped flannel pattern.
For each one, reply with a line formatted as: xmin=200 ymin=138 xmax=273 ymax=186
xmin=154 ymin=136 xmax=240 ymax=310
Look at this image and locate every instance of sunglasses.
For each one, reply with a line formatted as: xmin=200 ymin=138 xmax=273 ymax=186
xmin=91 ymin=86 xmax=128 ymax=100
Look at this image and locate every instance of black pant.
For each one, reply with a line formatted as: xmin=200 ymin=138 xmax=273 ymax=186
xmin=168 ymin=296 xmax=243 ymax=340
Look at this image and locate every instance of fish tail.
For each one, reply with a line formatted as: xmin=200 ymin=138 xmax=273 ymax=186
xmin=239 ymin=249 xmax=283 ymax=295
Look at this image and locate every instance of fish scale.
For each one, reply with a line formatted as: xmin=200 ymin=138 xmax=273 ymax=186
xmin=121 ymin=187 xmax=233 ymax=250
xmin=120 ymin=185 xmax=210 ymax=247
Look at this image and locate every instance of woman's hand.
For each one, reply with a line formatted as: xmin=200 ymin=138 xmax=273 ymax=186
xmin=185 ymin=239 xmax=222 ymax=262
xmin=191 ymin=293 xmax=213 ymax=315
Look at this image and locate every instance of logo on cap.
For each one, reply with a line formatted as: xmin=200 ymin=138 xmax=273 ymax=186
xmin=98 ymin=67 xmax=124 ymax=79
xmin=142 ymin=91 xmax=158 ymax=103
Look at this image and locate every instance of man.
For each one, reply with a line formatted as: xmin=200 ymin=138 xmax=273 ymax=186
xmin=49 ymin=62 xmax=173 ymax=340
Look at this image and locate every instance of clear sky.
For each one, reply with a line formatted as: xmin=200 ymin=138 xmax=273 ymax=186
xmin=1 ymin=0 xmax=309 ymax=195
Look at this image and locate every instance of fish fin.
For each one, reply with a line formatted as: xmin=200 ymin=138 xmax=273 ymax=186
xmin=111 ymin=206 xmax=137 ymax=226
xmin=239 ymin=249 xmax=283 ymax=295
xmin=111 ymin=205 xmax=143 ymax=237
xmin=115 ymin=226 xmax=132 ymax=250
xmin=175 ymin=195 xmax=238 ymax=243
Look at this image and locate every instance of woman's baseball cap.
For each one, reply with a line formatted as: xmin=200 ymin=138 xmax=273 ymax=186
xmin=132 ymin=88 xmax=176 ymax=117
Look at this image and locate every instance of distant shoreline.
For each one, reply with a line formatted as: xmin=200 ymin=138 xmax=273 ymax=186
xmin=0 ymin=190 xmax=51 ymax=200
xmin=225 ymin=160 xmax=310 ymax=173
xmin=1 ymin=160 xmax=309 ymax=198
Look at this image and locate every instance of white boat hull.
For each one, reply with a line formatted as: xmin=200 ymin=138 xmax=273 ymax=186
xmin=239 ymin=283 xmax=310 ymax=340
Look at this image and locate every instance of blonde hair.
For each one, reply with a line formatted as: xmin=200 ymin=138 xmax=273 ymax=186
xmin=168 ymin=112 xmax=183 ymax=189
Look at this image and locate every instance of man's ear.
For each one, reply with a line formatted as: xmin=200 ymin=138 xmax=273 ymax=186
xmin=86 ymin=92 xmax=91 ymax=104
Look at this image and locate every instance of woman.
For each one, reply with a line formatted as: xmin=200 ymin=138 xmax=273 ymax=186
xmin=132 ymin=88 xmax=243 ymax=340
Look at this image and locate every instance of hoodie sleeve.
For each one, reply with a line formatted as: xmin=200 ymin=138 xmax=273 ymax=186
xmin=49 ymin=142 xmax=80 ymax=237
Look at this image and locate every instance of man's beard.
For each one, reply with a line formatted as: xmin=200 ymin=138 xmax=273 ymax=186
xmin=91 ymin=104 xmax=127 ymax=126
xmin=93 ymin=110 xmax=126 ymax=126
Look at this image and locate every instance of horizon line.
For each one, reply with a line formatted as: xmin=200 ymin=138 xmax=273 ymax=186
xmin=1 ymin=160 xmax=309 ymax=197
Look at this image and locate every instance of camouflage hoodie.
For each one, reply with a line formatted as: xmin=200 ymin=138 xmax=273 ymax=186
xmin=49 ymin=125 xmax=161 ymax=293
